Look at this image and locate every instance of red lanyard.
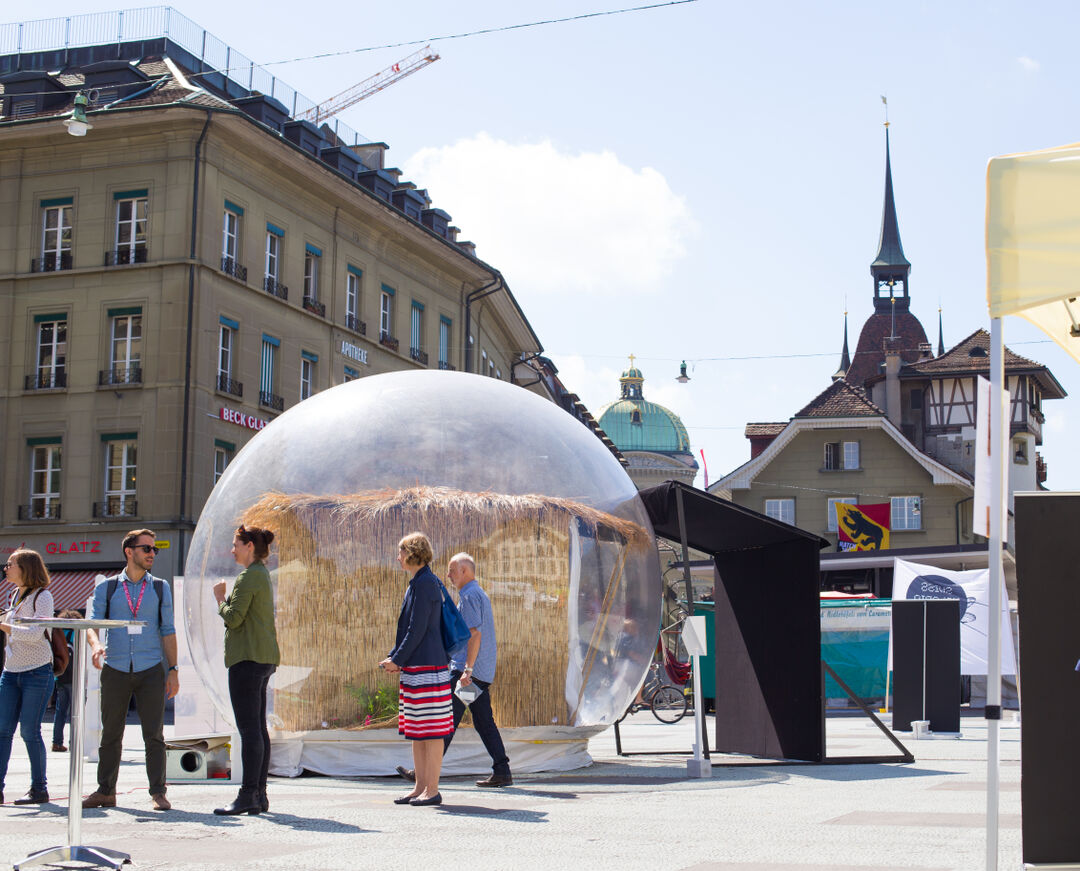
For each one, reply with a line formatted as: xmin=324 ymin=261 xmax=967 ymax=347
xmin=123 ymin=578 xmax=148 ymax=618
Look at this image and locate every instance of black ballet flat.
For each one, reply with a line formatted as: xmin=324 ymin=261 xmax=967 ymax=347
xmin=409 ymin=793 xmax=442 ymax=806
xmin=393 ymin=794 xmax=418 ymax=805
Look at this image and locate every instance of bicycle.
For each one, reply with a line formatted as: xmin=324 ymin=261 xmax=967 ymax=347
xmin=618 ymin=661 xmax=689 ymax=724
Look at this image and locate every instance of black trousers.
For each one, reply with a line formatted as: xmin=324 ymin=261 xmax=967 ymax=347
xmin=444 ymin=670 xmax=510 ymax=775
xmin=98 ymin=663 xmax=166 ymax=795
xmin=228 ymin=661 xmax=276 ymax=793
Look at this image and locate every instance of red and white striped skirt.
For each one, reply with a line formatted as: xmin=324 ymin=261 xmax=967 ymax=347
xmin=398 ymin=665 xmax=454 ymax=740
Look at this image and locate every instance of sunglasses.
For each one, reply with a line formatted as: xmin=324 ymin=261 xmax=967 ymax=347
xmin=133 ymin=545 xmax=159 ymax=555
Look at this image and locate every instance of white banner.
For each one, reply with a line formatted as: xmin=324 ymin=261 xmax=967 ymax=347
xmin=891 ymin=558 xmax=1016 ymax=675
xmin=973 ymin=375 xmax=1009 ymax=540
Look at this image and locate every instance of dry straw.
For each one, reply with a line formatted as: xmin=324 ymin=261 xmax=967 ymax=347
xmin=241 ymin=486 xmax=650 ymax=732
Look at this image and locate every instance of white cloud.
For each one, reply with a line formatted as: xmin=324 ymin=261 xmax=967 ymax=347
xmin=1017 ymin=56 xmax=1040 ymax=73
xmin=405 ymin=133 xmax=696 ymax=296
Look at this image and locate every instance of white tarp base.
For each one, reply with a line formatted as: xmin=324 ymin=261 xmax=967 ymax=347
xmin=268 ymin=724 xmax=605 ymax=778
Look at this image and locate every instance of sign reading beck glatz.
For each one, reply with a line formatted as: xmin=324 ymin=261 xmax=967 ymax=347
xmin=220 ymin=406 xmax=270 ymax=431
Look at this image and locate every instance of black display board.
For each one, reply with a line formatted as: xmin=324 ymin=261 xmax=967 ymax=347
xmin=1015 ymin=492 xmax=1080 ymax=867
xmin=891 ymin=599 xmax=960 ymax=732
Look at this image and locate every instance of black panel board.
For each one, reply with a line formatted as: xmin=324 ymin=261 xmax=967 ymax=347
xmin=892 ymin=599 xmax=960 ymax=732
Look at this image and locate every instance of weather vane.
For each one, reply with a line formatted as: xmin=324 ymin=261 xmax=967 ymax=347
xmin=881 ymin=95 xmax=889 ymax=128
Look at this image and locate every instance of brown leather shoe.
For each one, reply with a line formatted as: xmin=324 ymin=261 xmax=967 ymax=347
xmin=475 ymin=772 xmax=513 ymax=787
xmin=82 ymin=791 xmax=116 ymax=808
xmin=151 ymin=793 xmax=171 ymax=811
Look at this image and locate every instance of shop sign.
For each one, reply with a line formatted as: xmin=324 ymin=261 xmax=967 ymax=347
xmin=45 ymin=540 xmax=102 ymax=555
xmin=340 ymin=340 xmax=369 ymax=365
xmin=220 ymin=406 xmax=269 ymax=431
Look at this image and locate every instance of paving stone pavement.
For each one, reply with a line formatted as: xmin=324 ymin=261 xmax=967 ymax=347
xmin=0 ymin=710 xmax=1021 ymax=870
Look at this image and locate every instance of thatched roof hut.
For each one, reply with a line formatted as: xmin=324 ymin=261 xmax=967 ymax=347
xmin=241 ymin=486 xmax=652 ymax=732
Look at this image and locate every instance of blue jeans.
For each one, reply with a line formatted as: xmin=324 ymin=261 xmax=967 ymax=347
xmin=52 ymin=683 xmax=72 ymax=746
xmin=0 ymin=663 xmax=55 ymax=793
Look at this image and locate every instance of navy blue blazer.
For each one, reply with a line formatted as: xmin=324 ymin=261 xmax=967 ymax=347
xmin=389 ymin=565 xmax=448 ymax=667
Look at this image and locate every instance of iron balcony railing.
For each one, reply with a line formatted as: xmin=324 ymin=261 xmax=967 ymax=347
xmin=17 ymin=503 xmax=61 ymax=521
xmin=409 ymin=347 xmax=429 ymax=366
xmin=346 ymin=315 xmax=366 ymax=335
xmin=25 ymin=371 xmax=67 ymax=390
xmin=93 ymin=497 xmax=138 ymax=518
xmin=31 ymin=252 xmax=72 ymax=272
xmin=99 ymin=365 xmax=143 ymax=386
xmin=221 ymin=255 xmax=248 ymax=282
xmin=302 ymin=295 xmax=326 ymax=318
xmin=259 ymin=390 xmax=284 ymax=411
xmin=264 ymin=275 xmax=288 ymax=300
xmin=379 ymin=331 xmax=399 ymax=352
xmin=105 ymin=246 xmax=148 ymax=266
xmin=438 ymin=361 xmax=456 ymax=371
xmin=217 ymin=373 xmax=243 ymax=397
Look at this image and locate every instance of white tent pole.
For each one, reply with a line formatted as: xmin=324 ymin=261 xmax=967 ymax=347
xmin=986 ymin=317 xmax=1004 ymax=870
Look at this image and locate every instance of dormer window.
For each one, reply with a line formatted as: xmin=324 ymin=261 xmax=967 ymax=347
xmin=631 ymin=408 xmax=642 ymax=425
xmin=969 ymin=346 xmax=988 ymax=358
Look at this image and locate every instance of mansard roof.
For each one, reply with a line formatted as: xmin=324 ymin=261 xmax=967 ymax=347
xmin=902 ymin=329 xmax=1067 ymax=398
xmin=794 ymin=379 xmax=887 ymax=419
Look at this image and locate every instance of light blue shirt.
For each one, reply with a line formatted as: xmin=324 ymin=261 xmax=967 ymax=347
xmin=450 ymin=579 xmax=497 ymax=683
xmin=89 ymin=569 xmax=175 ymax=673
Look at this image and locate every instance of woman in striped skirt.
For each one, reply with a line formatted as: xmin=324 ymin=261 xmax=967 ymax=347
xmin=379 ymin=532 xmax=452 ymax=806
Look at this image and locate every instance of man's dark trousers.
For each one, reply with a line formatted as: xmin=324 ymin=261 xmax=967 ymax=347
xmin=97 ymin=663 xmax=167 ymax=795
xmin=446 ymin=670 xmax=510 ymax=775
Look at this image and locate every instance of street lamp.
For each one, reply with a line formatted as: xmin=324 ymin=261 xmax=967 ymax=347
xmin=63 ymin=91 xmax=93 ymax=137
xmin=676 ymin=360 xmax=690 ymax=384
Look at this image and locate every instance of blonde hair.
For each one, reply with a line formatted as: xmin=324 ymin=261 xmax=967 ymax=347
xmin=398 ymin=532 xmax=433 ymax=567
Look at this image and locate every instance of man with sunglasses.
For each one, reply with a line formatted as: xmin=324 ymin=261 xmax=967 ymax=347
xmin=82 ymin=528 xmax=179 ymax=811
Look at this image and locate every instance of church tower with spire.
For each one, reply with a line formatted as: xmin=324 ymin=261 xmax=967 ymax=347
xmin=844 ymin=125 xmax=930 ymax=389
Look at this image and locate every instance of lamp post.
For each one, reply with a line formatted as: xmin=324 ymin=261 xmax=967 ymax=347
xmin=63 ymin=92 xmax=93 ymax=137
xmin=676 ymin=360 xmax=690 ymax=383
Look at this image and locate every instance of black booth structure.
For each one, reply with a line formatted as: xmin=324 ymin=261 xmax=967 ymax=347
xmin=638 ymin=481 xmax=912 ymax=764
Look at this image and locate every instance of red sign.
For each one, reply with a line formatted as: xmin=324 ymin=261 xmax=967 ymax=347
xmin=45 ymin=540 xmax=102 ymax=555
xmin=220 ymin=406 xmax=269 ymax=431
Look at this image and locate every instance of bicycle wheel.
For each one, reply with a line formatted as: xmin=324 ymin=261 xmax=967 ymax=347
xmin=650 ymin=686 xmax=688 ymax=723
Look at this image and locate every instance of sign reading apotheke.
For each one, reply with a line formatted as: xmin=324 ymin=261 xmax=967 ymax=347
xmin=220 ymin=406 xmax=270 ymax=431
xmin=340 ymin=340 xmax=369 ymax=365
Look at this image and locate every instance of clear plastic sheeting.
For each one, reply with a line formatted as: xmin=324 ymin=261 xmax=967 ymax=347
xmin=184 ymin=371 xmax=660 ymax=772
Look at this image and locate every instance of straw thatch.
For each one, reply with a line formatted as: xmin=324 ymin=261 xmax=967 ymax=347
xmin=240 ymin=486 xmax=650 ymax=732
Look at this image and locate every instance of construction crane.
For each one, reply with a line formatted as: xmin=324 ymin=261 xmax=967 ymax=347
xmin=301 ymin=45 xmax=440 ymax=125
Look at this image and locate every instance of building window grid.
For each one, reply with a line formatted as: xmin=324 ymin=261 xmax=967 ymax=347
xmin=104 ymin=440 xmax=137 ymax=516
xmin=300 ymin=357 xmax=314 ymax=400
xmin=346 ymin=273 xmax=359 ymax=322
xmin=115 ymin=197 xmax=147 ymax=261
xmin=891 ymin=496 xmax=922 ymax=530
xmin=265 ymin=232 xmax=280 ymax=282
xmin=36 ymin=319 xmax=67 ymax=388
xmin=41 ymin=205 xmax=73 ymax=270
xmin=214 ymin=447 xmax=230 ymax=484
xmin=438 ymin=319 xmax=450 ymax=367
xmin=380 ymin=291 xmax=392 ymax=338
xmin=304 ymin=251 xmax=319 ymax=300
xmin=411 ymin=304 xmax=423 ymax=352
xmin=222 ymin=210 xmax=239 ymax=260
xmin=30 ymin=445 xmax=62 ymax=519
xmin=826 ymin=496 xmax=858 ymax=533
xmin=825 ymin=440 xmax=860 ymax=471
xmin=764 ymin=498 xmax=795 ymax=526
xmin=110 ymin=314 xmax=142 ymax=372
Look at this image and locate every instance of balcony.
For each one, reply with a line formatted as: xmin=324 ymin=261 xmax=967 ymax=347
xmin=93 ymin=497 xmax=138 ymax=518
xmin=105 ymin=246 xmax=148 ymax=266
xmin=264 ymin=275 xmax=288 ymax=300
xmin=221 ymin=255 xmax=248 ymax=283
xmin=17 ymin=503 xmax=61 ymax=521
xmin=1036 ymin=451 xmax=1047 ymax=485
xmin=217 ymin=373 xmax=243 ymax=397
xmin=99 ymin=365 xmax=143 ymax=386
xmin=31 ymin=252 xmax=72 ymax=273
xmin=346 ymin=315 xmax=366 ymax=335
xmin=410 ymin=347 xmax=429 ymax=366
xmin=302 ymin=295 xmax=326 ymax=318
xmin=438 ymin=361 xmax=456 ymax=371
xmin=259 ymin=390 xmax=284 ymax=411
xmin=24 ymin=371 xmax=67 ymax=390
xmin=379 ymin=331 xmax=399 ymax=352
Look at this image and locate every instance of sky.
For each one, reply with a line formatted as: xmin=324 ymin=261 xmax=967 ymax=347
xmin=8 ymin=0 xmax=1080 ymax=490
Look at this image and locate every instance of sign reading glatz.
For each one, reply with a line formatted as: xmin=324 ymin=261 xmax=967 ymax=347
xmin=340 ymin=340 xmax=368 ymax=365
xmin=220 ymin=407 xmax=269 ymax=431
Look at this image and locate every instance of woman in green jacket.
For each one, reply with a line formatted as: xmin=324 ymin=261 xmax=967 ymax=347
xmin=212 ymin=525 xmax=280 ymax=816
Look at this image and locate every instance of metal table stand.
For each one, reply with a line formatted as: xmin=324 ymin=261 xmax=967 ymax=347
xmin=12 ymin=616 xmax=145 ymax=870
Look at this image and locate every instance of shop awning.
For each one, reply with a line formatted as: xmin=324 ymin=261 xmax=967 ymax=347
xmin=45 ymin=570 xmax=104 ymax=613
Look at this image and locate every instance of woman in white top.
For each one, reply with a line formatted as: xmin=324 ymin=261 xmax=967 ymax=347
xmin=0 ymin=549 xmax=56 ymax=805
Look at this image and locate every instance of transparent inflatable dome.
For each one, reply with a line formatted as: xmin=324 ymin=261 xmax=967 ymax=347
xmin=184 ymin=371 xmax=660 ymax=736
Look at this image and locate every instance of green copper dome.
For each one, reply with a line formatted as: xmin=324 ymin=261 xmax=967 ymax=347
xmin=597 ymin=363 xmax=692 ymax=453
